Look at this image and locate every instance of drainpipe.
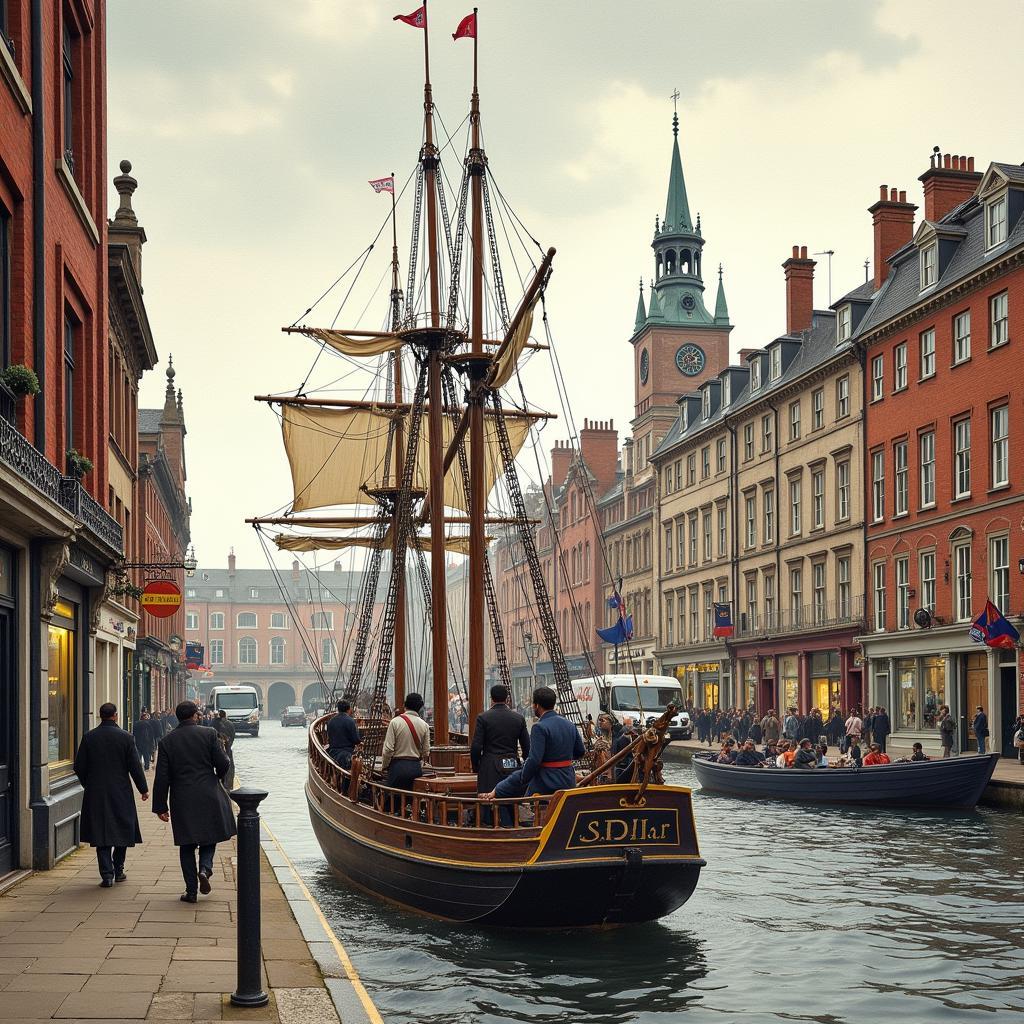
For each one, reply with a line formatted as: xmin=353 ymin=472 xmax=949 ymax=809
xmin=28 ymin=542 xmax=43 ymax=867
xmin=31 ymin=0 xmax=45 ymax=451
xmin=727 ymin=419 xmax=738 ymax=706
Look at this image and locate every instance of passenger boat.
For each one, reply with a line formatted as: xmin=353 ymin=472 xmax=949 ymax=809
xmin=250 ymin=2 xmax=705 ymax=927
xmin=691 ymin=752 xmax=1000 ymax=810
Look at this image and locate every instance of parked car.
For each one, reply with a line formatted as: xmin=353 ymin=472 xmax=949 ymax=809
xmin=280 ymin=706 xmax=308 ymax=728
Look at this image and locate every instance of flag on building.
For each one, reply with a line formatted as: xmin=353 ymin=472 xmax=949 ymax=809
xmin=607 ymin=592 xmax=623 ymax=610
xmin=712 ymin=603 xmax=734 ymax=638
xmin=452 ymin=12 xmax=477 ymax=40
xmin=969 ymin=599 xmax=1020 ymax=650
xmin=393 ymin=6 xmax=425 ymax=28
xmin=185 ymin=641 xmax=204 ymax=669
xmin=368 ymin=176 xmax=395 ymax=194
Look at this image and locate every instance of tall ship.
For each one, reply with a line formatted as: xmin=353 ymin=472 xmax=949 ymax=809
xmin=250 ymin=3 xmax=704 ymax=927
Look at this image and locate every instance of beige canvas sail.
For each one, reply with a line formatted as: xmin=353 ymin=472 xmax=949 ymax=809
xmin=295 ymin=327 xmax=403 ymax=358
xmin=488 ymin=295 xmax=537 ymax=390
xmin=274 ymin=532 xmax=477 ymax=555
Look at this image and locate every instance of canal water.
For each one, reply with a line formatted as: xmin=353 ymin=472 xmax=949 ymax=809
xmin=236 ymin=724 xmax=1024 ymax=1024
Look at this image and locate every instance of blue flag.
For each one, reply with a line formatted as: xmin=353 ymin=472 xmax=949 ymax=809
xmin=597 ymin=615 xmax=633 ymax=645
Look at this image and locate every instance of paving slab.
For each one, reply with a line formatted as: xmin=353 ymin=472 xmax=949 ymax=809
xmin=53 ymin=991 xmax=154 ymax=1019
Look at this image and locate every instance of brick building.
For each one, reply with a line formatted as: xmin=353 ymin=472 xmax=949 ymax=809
xmin=857 ymin=152 xmax=1024 ymax=756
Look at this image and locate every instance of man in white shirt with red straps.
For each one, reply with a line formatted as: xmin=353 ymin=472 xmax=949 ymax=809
xmin=381 ymin=692 xmax=431 ymax=801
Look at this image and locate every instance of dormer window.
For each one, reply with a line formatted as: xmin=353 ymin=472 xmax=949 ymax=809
xmin=837 ymin=305 xmax=852 ymax=342
xmin=770 ymin=346 xmax=781 ymax=382
xmin=986 ymin=195 xmax=1007 ymax=249
xmin=702 ymin=389 xmax=711 ymax=419
xmin=920 ymin=243 xmax=937 ymax=289
xmin=722 ymin=376 xmax=731 ymax=407
xmin=750 ymin=358 xmax=761 ymax=391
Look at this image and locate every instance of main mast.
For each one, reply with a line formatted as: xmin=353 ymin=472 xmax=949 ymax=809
xmin=388 ymin=175 xmax=406 ymax=708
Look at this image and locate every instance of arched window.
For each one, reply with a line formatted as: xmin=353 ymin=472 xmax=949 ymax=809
xmin=665 ymin=249 xmax=676 ymax=274
xmin=680 ymin=249 xmax=692 ymax=275
xmin=571 ymin=549 xmax=578 ymax=582
xmin=237 ymin=611 xmax=257 ymax=628
xmin=656 ymin=252 xmax=664 ymax=279
xmin=571 ymin=492 xmax=577 ymax=520
xmin=270 ymin=637 xmax=286 ymax=665
xmin=584 ymin=542 xmax=591 ymax=580
xmin=238 ymin=637 xmax=257 ymax=665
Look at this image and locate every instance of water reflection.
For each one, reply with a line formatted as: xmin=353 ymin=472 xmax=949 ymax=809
xmin=238 ymin=727 xmax=1024 ymax=1023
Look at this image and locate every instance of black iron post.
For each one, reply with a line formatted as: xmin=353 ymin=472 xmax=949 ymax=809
xmin=229 ymin=787 xmax=269 ymax=1008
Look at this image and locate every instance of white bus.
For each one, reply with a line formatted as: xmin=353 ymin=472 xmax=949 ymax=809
xmin=208 ymin=684 xmax=261 ymax=736
xmin=570 ymin=674 xmax=692 ymax=740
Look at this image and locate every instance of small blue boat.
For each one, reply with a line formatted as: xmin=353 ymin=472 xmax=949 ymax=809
xmin=691 ymin=752 xmax=1000 ymax=810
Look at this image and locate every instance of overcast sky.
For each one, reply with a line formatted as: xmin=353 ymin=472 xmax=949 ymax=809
xmin=108 ymin=0 xmax=1024 ymax=569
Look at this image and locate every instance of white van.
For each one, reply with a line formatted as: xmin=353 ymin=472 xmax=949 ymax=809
xmin=570 ymin=674 xmax=692 ymax=740
xmin=208 ymin=684 xmax=261 ymax=736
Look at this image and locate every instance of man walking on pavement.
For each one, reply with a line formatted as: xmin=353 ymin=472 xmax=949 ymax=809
xmin=74 ymin=703 xmax=149 ymax=887
xmin=972 ymin=706 xmax=989 ymax=754
xmin=152 ymin=700 xmax=236 ymax=903
xmin=134 ymin=711 xmax=155 ymax=770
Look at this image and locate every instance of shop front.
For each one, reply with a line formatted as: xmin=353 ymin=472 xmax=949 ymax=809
xmin=668 ymin=659 xmax=730 ymax=710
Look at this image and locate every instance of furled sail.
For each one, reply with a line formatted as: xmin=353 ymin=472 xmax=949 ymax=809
xmin=274 ymin=532 xmax=477 ymax=555
xmin=294 ymin=327 xmax=404 ymax=358
xmin=488 ymin=294 xmax=537 ymax=390
xmin=281 ymin=404 xmax=531 ymax=514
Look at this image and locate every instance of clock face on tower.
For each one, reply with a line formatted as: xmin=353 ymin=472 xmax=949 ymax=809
xmin=639 ymin=348 xmax=649 ymax=384
xmin=675 ymin=343 xmax=706 ymax=377
xmin=680 ymin=294 xmax=696 ymax=311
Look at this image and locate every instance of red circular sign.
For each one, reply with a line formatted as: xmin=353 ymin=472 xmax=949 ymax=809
xmin=141 ymin=579 xmax=182 ymax=619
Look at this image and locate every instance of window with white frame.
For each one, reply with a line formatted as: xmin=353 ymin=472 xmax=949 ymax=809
xmin=990 ymin=291 xmax=1009 ymax=348
xmin=745 ymin=495 xmax=756 ymax=548
xmin=321 ymin=637 xmax=336 ymax=665
xmin=790 ymin=566 xmax=803 ymax=626
xmin=270 ymin=637 xmax=285 ymax=665
xmin=894 ymin=343 xmax=908 ymax=390
xmin=837 ymin=556 xmax=851 ymax=619
xmin=210 ymin=612 xmax=224 ymax=630
xmin=920 ymin=551 xmax=936 ymax=612
xmin=895 ymin=556 xmax=910 ymax=629
xmin=954 ymin=418 xmax=971 ymax=498
xmin=215 ymin=589 xmax=224 ymax=598
xmin=702 ymin=389 xmax=711 ymax=419
xmin=837 ymin=461 xmax=850 ymax=521
xmin=701 ymin=446 xmax=710 ymax=479
xmin=311 ymin=611 xmax=334 ymax=629
xmin=249 ymin=588 xmax=259 ymax=598
xmin=689 ymin=587 xmax=699 ymax=641
xmin=953 ymin=542 xmax=972 ymax=622
xmin=953 ymin=310 xmax=971 ymax=364
xmin=764 ymin=574 xmax=776 ymax=627
xmin=790 ymin=478 xmax=802 ymax=536
xmin=238 ymin=637 xmax=257 ymax=664
xmin=750 ymin=358 xmax=761 ymax=390
xmin=702 ymin=510 xmax=713 ymax=561
xmin=270 ymin=611 xmax=287 ymax=629
xmin=703 ymin=586 xmax=713 ymax=641
xmin=871 ymin=354 xmax=884 ymax=400
xmin=677 ymin=521 xmax=685 ymax=565
xmin=920 ymin=243 xmax=937 ymax=289
xmin=687 ymin=453 xmax=696 ymax=485
xmin=761 ymin=414 xmax=773 ymax=453
xmin=664 ymin=467 xmax=673 ymax=495
xmin=717 ymin=506 xmax=727 ymax=556
xmin=872 ymin=450 xmax=885 ymax=522
xmin=894 ymin=440 xmax=908 ymax=515
xmin=836 ymin=376 xmax=850 ymax=419
xmin=920 ymin=431 xmax=935 ymax=507
xmin=237 ymin=611 xmax=257 ymax=628
xmin=743 ymin=423 xmax=754 ymax=461
xmin=722 ymin=376 xmax=731 ymax=407
xmin=873 ymin=562 xmax=886 ymax=631
xmin=665 ymin=594 xmax=674 ymax=645
xmin=813 ymin=562 xmax=826 ymax=624
xmin=674 ymin=461 xmax=682 ymax=490
xmin=770 ymin=346 xmax=782 ymax=381
xmin=991 ymin=404 xmax=1009 ymax=487
xmin=716 ymin=438 xmax=726 ymax=473
xmin=763 ymin=487 xmax=775 ymax=543
xmin=920 ymin=328 xmax=935 ymax=379
xmin=664 ymin=525 xmax=673 ymax=569
xmin=789 ymin=400 xmax=801 ymax=441
xmin=986 ymin=195 xmax=1007 ymax=249
xmin=812 ymin=388 xmax=824 ymax=430
xmin=812 ymin=469 xmax=825 ymax=529
xmin=677 ymin=590 xmax=686 ymax=644
xmin=185 ymin=611 xmax=198 ymax=630
xmin=688 ymin=515 xmax=698 ymax=565
xmin=990 ymin=535 xmax=1010 ymax=612
xmin=210 ymin=639 xmax=224 ymax=665
xmin=746 ymin=577 xmax=757 ymax=631
xmin=837 ymin=305 xmax=852 ymax=342
xmin=186 ymin=588 xmax=196 ymax=598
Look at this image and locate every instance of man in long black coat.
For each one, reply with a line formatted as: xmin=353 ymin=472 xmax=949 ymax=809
xmin=134 ymin=712 xmax=155 ymax=770
xmin=152 ymin=700 xmax=236 ymax=903
xmin=872 ymin=706 xmax=892 ymax=753
xmin=471 ymin=684 xmax=531 ymax=794
xmin=74 ymin=703 xmax=149 ymax=886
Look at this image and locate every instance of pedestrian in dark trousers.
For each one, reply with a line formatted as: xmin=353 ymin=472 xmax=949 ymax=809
xmin=133 ymin=712 xmax=154 ymax=770
xmin=152 ymin=701 xmax=236 ymax=903
xmin=74 ymin=703 xmax=149 ymax=886
xmin=972 ymin=706 xmax=989 ymax=754
xmin=872 ymin=706 xmax=891 ymax=754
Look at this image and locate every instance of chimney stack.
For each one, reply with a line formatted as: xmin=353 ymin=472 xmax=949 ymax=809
xmin=579 ymin=419 xmax=619 ymax=493
xmin=291 ymin=560 xmax=301 ymax=580
xmin=228 ymin=548 xmax=236 ymax=576
xmin=783 ymin=245 xmax=816 ymax=335
xmin=550 ymin=440 xmax=572 ymax=489
xmin=869 ymin=185 xmax=917 ymax=289
xmin=919 ymin=148 xmax=982 ymax=222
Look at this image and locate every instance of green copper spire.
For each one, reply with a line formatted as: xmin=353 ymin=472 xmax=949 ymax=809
xmin=714 ymin=264 xmax=730 ymax=325
xmin=646 ymin=278 xmax=663 ymax=319
xmin=634 ymin=278 xmax=647 ymax=332
xmin=663 ymin=113 xmax=692 ymax=233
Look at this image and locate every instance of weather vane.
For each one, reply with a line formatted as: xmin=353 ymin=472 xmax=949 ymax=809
xmin=671 ymin=88 xmax=680 ymax=113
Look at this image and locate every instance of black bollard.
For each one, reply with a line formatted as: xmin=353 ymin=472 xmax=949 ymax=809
xmin=229 ymin=787 xmax=270 ymax=1007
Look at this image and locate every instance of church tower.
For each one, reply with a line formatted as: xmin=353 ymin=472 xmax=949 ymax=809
xmin=630 ymin=110 xmax=732 ymax=468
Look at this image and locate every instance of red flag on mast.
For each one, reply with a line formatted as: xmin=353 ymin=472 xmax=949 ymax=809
xmin=452 ymin=12 xmax=476 ymax=40
xmin=393 ymin=6 xmax=425 ymax=28
xmin=368 ymin=176 xmax=395 ymax=195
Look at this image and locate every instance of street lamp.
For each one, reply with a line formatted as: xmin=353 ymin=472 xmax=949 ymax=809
xmin=183 ymin=545 xmax=198 ymax=577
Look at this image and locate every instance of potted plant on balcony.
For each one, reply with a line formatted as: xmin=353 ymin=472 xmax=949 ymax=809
xmin=0 ymin=364 xmax=41 ymax=398
xmin=65 ymin=449 xmax=94 ymax=480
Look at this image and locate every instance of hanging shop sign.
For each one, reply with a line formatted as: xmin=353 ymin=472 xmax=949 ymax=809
xmin=140 ymin=579 xmax=182 ymax=619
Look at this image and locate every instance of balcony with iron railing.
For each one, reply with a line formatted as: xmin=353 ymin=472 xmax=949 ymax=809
xmin=736 ymin=595 xmax=866 ymax=639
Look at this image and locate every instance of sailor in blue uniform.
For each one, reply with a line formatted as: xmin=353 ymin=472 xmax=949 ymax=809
xmin=481 ymin=686 xmax=585 ymax=825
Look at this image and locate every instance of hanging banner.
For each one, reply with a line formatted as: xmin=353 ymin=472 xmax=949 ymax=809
xmin=185 ymin=641 xmax=204 ymax=669
xmin=141 ymin=579 xmax=182 ymax=619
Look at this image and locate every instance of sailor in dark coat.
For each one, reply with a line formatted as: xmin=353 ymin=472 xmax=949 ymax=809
xmin=74 ymin=703 xmax=149 ymax=886
xmin=326 ymin=700 xmax=362 ymax=768
xmin=470 ymin=684 xmax=530 ymax=793
xmin=152 ymin=700 xmax=236 ymax=903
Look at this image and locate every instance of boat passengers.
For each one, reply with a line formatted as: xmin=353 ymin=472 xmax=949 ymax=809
xmin=326 ymin=700 xmax=362 ymax=769
xmin=862 ymin=743 xmax=891 ymax=766
xmin=480 ymin=686 xmax=585 ymax=820
xmin=733 ymin=740 xmax=763 ymax=766
xmin=793 ymin=738 xmax=818 ymax=769
xmin=470 ymin=683 xmax=530 ymax=794
xmin=381 ymin=692 xmax=431 ymax=806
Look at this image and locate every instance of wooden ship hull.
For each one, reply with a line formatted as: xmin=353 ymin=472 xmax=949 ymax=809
xmin=691 ymin=752 xmax=999 ymax=810
xmin=308 ymin=719 xmax=704 ymax=928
